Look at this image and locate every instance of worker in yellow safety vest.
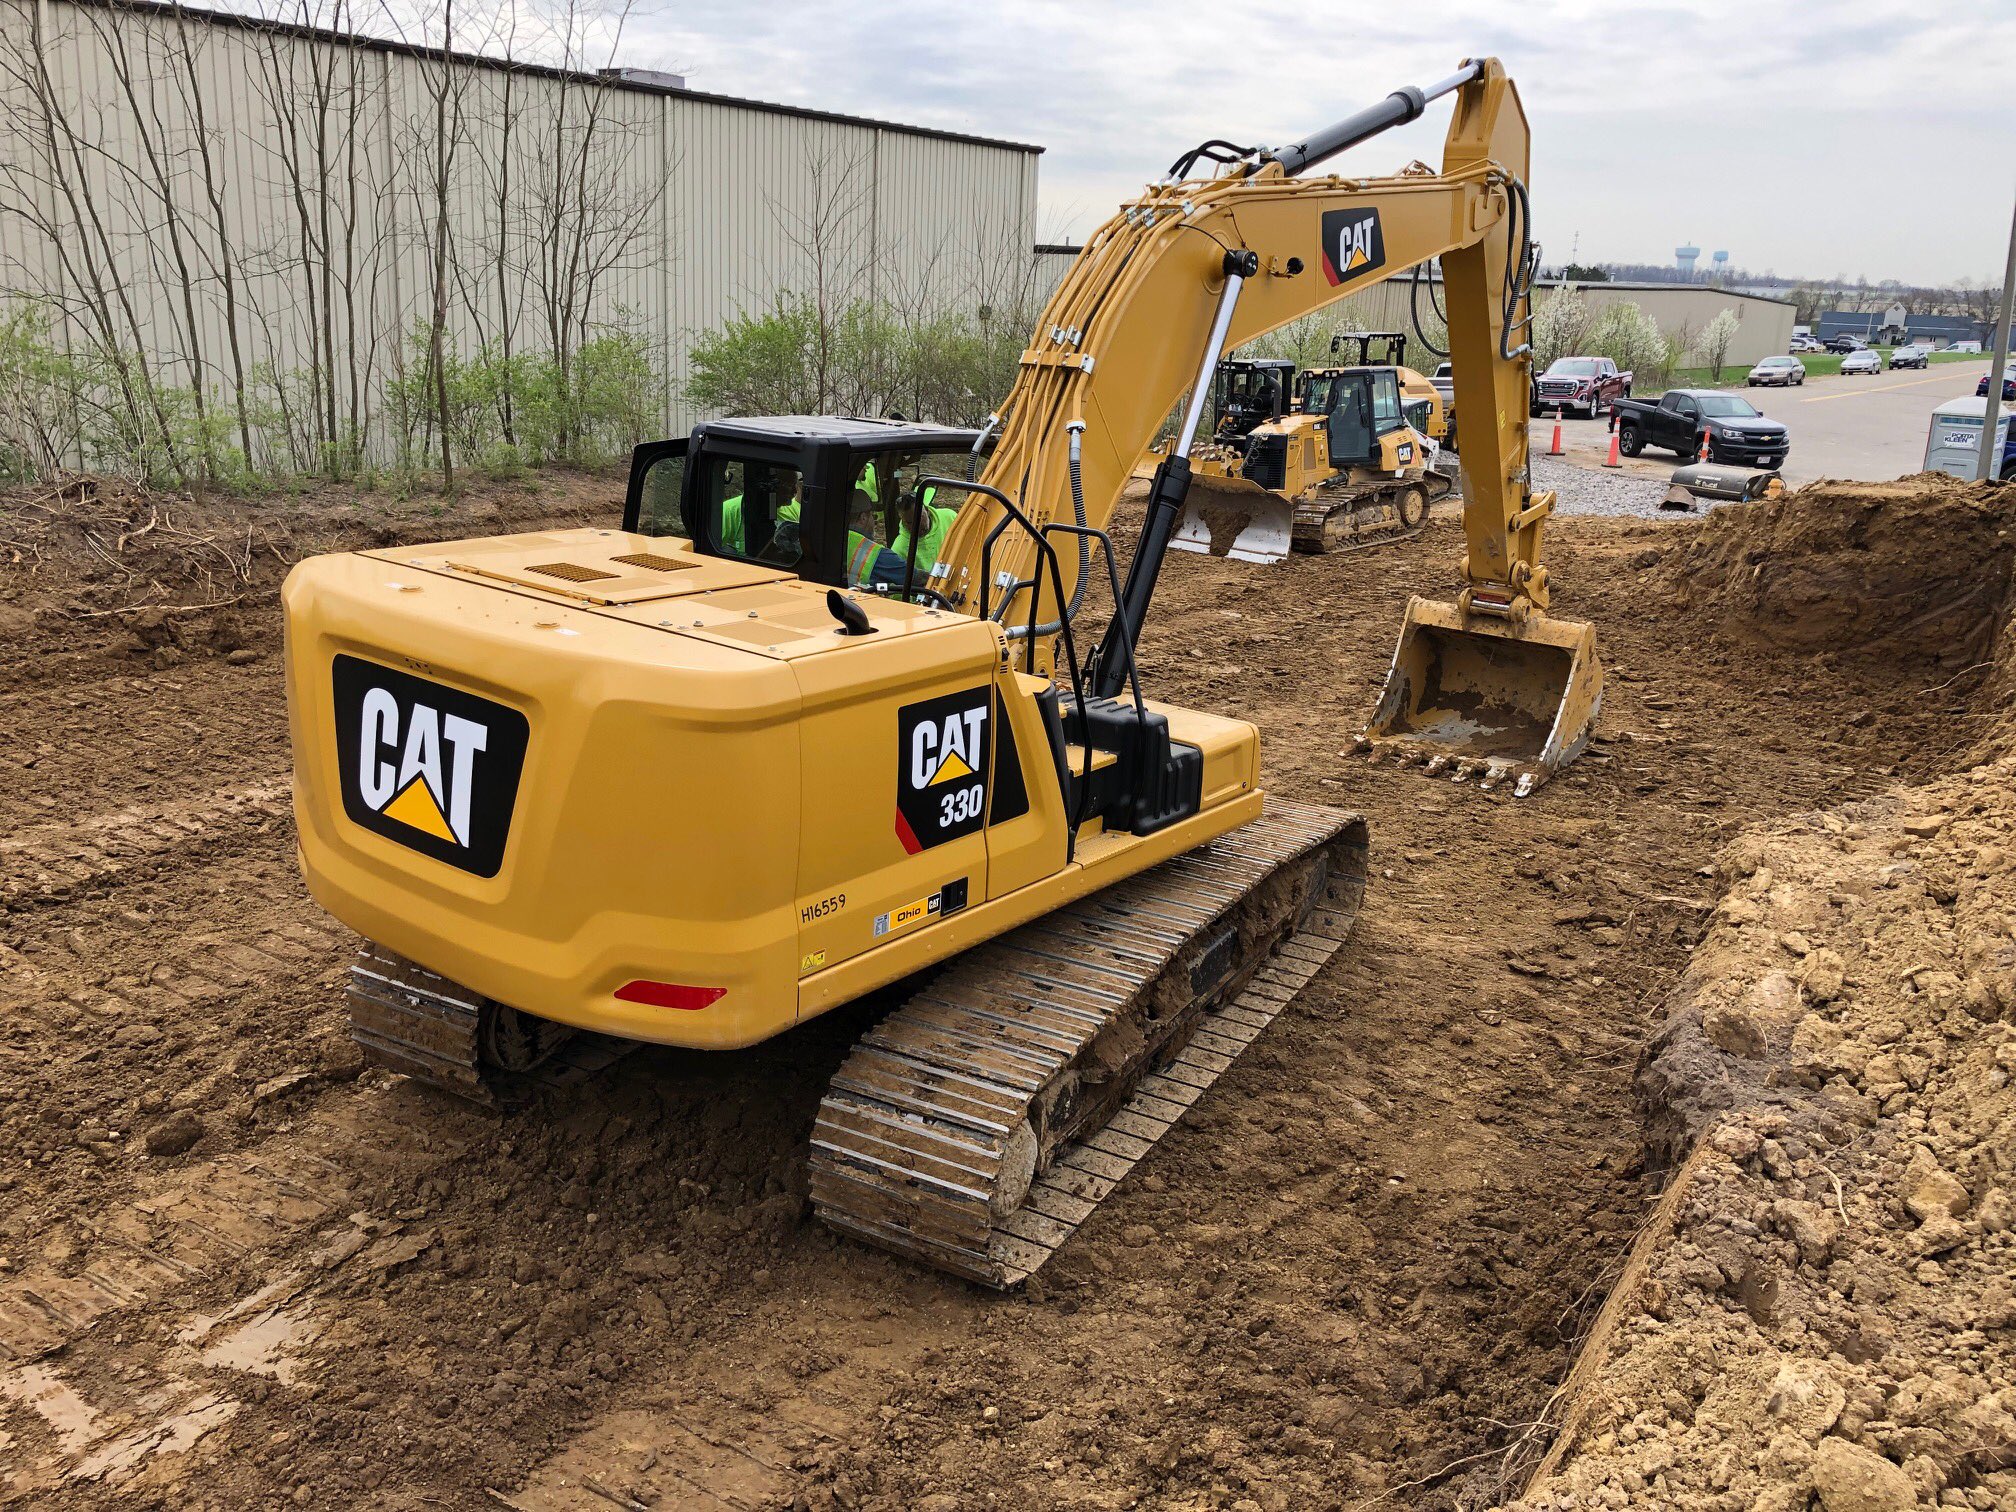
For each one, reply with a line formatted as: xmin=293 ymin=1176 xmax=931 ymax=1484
xmin=893 ymin=484 xmax=956 ymax=580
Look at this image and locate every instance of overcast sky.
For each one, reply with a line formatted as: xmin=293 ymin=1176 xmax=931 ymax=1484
xmin=599 ymin=0 xmax=2011 ymax=289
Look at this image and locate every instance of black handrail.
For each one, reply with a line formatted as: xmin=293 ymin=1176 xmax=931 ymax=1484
xmin=917 ymin=476 xmax=1095 ymax=858
xmin=1043 ymin=522 xmax=1147 ymax=726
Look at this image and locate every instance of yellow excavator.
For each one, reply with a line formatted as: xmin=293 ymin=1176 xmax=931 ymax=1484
xmin=1166 ymin=331 xmax=1457 ymax=561
xmin=283 ymin=59 xmax=1600 ymax=1287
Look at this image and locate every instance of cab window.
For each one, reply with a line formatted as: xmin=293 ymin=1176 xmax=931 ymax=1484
xmin=638 ymin=458 xmax=684 ymax=535
xmin=701 ymin=456 xmax=803 ymax=568
xmin=1370 ymin=370 xmax=1403 ymax=434
xmin=840 ymin=451 xmax=973 ymax=594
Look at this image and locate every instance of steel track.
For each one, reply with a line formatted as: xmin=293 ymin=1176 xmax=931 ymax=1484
xmin=808 ymin=800 xmax=1368 ymax=1287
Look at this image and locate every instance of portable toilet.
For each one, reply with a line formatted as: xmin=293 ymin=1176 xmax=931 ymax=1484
xmin=1925 ymin=396 xmax=2011 ymax=480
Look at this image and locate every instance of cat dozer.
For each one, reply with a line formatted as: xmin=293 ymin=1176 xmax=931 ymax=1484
xmin=1169 ymin=332 xmax=1454 ymax=563
xmin=284 ymin=58 xmax=1597 ymax=1292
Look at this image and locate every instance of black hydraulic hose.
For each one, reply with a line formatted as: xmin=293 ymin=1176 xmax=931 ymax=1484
xmin=1500 ymin=178 xmax=1537 ymax=362
xmin=1411 ymin=261 xmax=1450 ymax=360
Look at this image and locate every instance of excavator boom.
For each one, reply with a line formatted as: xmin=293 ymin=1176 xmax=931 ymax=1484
xmin=917 ymin=58 xmax=1599 ymax=793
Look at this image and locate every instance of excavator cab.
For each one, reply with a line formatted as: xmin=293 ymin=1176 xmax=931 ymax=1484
xmin=624 ymin=417 xmax=983 ymax=600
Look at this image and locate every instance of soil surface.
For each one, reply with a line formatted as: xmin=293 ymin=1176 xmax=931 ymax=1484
xmin=1496 ymin=475 xmax=2016 ymax=1512
xmin=0 ymin=471 xmax=2001 ymax=1510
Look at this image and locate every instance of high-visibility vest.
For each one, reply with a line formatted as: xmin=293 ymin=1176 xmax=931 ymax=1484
xmin=893 ymin=500 xmax=956 ymax=577
xmin=845 ymin=531 xmax=886 ymax=586
xmin=721 ymin=495 xmax=799 ymax=556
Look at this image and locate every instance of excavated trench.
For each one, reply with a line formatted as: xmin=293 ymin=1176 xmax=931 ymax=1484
xmin=0 ymin=469 xmax=2006 ymax=1509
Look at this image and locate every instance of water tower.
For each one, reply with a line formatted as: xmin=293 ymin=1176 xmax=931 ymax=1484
xmin=1675 ymin=244 xmax=1701 ymax=277
xmin=1712 ymin=250 xmax=1730 ymax=278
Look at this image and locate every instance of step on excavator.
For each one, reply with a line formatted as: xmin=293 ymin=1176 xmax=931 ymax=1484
xmin=283 ymin=58 xmax=1600 ymax=1287
xmin=1167 ymin=330 xmax=1458 ymax=562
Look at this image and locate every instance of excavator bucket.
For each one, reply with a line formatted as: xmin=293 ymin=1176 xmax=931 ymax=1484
xmin=1169 ymin=474 xmax=1295 ymax=564
xmin=1356 ymin=596 xmax=1603 ymax=796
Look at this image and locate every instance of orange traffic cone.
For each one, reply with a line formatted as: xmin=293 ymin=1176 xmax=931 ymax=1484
xmin=1697 ymin=428 xmax=1711 ymax=463
xmin=1547 ymin=407 xmax=1564 ymax=457
xmin=1603 ymin=428 xmax=1622 ymax=468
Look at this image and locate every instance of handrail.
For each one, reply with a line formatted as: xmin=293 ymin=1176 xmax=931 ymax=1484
xmin=919 ymin=476 xmax=1094 ymax=858
xmin=1043 ymin=523 xmax=1146 ymax=726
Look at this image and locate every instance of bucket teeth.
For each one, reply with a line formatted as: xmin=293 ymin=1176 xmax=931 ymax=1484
xmin=1356 ymin=595 xmax=1603 ymax=796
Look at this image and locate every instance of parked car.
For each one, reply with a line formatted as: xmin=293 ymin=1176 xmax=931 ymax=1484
xmin=1888 ymin=345 xmax=1929 ymax=369
xmin=1789 ymin=335 xmax=1825 ymax=353
xmin=1531 ymin=356 xmax=1632 ymax=417
xmin=1429 ymin=361 xmax=1455 ymax=409
xmin=1841 ymin=349 xmax=1883 ymax=375
xmin=1746 ymin=355 xmax=1807 ymax=387
xmin=1953 ymin=340 xmax=1984 ymax=354
xmin=1978 ymin=365 xmax=2016 ymax=402
xmin=1611 ymin=389 xmax=1789 ymax=468
xmin=1826 ymin=334 xmax=1870 ymax=353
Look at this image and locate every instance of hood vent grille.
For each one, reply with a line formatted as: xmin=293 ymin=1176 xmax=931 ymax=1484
xmin=526 ymin=561 xmax=616 ymax=583
xmin=609 ymin=552 xmax=692 ymax=572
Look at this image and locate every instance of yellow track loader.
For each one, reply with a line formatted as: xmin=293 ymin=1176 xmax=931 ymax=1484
xmin=1168 ymin=332 xmax=1457 ymax=562
xmin=284 ymin=58 xmax=1600 ymax=1288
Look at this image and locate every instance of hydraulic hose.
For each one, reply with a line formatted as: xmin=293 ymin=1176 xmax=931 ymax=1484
xmin=1002 ymin=420 xmax=1090 ymax=641
xmin=969 ymin=411 xmax=1000 ymax=479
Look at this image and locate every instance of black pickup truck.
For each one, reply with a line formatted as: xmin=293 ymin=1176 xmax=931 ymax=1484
xmin=1611 ymin=389 xmax=1790 ymax=468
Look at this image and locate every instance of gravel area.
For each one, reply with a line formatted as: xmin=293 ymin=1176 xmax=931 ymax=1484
xmin=1533 ymin=454 xmax=1678 ymax=518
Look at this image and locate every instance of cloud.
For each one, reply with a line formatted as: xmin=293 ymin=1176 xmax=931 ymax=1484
xmin=608 ymin=0 xmax=2011 ymax=286
xmin=244 ymin=0 xmax=2014 ymax=285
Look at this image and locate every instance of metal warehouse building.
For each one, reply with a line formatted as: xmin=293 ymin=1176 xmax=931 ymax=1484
xmin=0 ymin=0 xmax=1043 ymax=461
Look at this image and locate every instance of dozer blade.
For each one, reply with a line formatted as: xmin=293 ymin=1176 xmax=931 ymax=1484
xmin=1169 ymin=474 xmax=1295 ymax=564
xmin=1355 ymin=595 xmax=1602 ymax=796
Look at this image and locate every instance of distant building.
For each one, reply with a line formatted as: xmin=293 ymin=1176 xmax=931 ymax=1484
xmin=1814 ymin=310 xmax=1986 ymax=347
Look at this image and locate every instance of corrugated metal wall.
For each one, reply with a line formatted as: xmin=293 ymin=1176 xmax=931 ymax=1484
xmin=0 ymin=0 xmax=1041 ymax=465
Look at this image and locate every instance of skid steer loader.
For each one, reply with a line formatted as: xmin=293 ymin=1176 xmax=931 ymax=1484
xmin=283 ymin=58 xmax=1599 ymax=1291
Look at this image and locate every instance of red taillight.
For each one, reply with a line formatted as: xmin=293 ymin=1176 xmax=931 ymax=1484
xmin=613 ymin=980 xmax=726 ymax=1011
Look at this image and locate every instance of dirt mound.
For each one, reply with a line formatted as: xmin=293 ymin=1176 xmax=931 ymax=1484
xmin=0 ymin=470 xmax=611 ymax=681
xmin=1665 ymin=475 xmax=2015 ymax=671
xmin=1500 ymin=761 xmax=2016 ymax=1512
xmin=1497 ymin=474 xmax=2016 ymax=1512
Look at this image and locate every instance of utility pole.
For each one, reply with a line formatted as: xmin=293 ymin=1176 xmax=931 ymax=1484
xmin=1978 ymin=184 xmax=2016 ymax=484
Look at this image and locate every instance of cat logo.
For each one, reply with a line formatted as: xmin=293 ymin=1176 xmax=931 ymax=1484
xmin=895 ymin=687 xmax=991 ymax=853
xmin=332 ymin=656 xmax=529 ymax=877
xmin=1396 ymin=441 xmax=1414 ymax=465
xmin=1319 ymin=207 xmax=1386 ymax=286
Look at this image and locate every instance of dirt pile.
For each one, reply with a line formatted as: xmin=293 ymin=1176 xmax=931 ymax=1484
xmin=1498 ymin=478 xmax=2016 ymax=1512
xmin=0 ymin=470 xmax=609 ymax=675
xmin=1664 ymin=475 xmax=2015 ymax=672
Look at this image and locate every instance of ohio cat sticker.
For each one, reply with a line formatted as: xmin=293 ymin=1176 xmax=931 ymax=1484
xmin=332 ymin=655 xmax=529 ymax=877
xmin=895 ymin=687 xmax=989 ymax=853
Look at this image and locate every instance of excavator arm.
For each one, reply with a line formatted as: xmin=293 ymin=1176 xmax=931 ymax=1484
xmin=929 ymin=58 xmax=1600 ymax=793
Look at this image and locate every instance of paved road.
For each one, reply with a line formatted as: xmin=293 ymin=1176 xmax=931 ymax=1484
xmin=1538 ymin=358 xmax=1995 ymax=486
